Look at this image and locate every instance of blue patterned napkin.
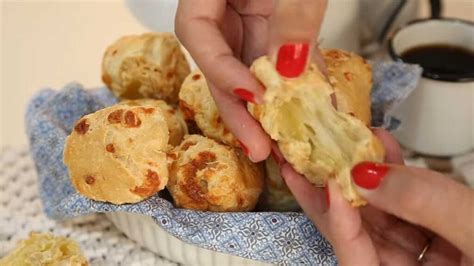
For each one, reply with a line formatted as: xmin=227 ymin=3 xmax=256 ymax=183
xmin=25 ymin=61 xmax=421 ymax=265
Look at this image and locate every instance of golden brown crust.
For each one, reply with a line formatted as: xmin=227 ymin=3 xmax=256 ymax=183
xmin=102 ymin=33 xmax=190 ymax=103
xmin=179 ymin=69 xmax=239 ymax=147
xmin=323 ymin=49 xmax=373 ymax=125
xmin=167 ymin=135 xmax=264 ymax=211
xmin=249 ymin=56 xmax=385 ymax=206
xmin=119 ymin=99 xmax=188 ymax=146
xmin=63 ymin=104 xmax=170 ymax=204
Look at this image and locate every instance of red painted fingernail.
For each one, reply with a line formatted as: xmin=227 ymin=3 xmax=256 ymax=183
xmin=351 ymin=162 xmax=389 ymax=189
xmin=276 ymin=43 xmax=309 ymax=78
xmin=233 ymin=88 xmax=256 ymax=103
xmin=238 ymin=140 xmax=250 ymax=157
xmin=324 ymin=186 xmax=330 ymax=209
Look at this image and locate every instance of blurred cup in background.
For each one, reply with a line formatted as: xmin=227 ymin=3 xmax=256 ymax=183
xmin=390 ymin=18 xmax=474 ymax=156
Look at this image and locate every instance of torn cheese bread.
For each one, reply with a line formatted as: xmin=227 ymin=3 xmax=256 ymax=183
xmin=249 ymin=56 xmax=384 ymax=206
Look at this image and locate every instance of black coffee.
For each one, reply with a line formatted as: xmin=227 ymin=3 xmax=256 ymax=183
xmin=400 ymin=44 xmax=474 ymax=77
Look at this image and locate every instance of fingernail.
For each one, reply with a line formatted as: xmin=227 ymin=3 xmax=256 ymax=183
xmin=276 ymin=43 xmax=309 ymax=78
xmin=324 ymin=185 xmax=330 ymax=209
xmin=233 ymin=88 xmax=256 ymax=104
xmin=351 ymin=162 xmax=389 ymax=189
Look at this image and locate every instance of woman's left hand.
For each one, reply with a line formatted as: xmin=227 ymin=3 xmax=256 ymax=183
xmin=280 ymin=128 xmax=474 ymax=266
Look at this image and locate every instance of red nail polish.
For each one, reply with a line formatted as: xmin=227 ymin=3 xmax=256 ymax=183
xmin=276 ymin=43 xmax=309 ymax=78
xmin=324 ymin=186 xmax=330 ymax=209
xmin=238 ymin=140 xmax=250 ymax=156
xmin=233 ymin=88 xmax=255 ymax=103
xmin=351 ymin=162 xmax=389 ymax=189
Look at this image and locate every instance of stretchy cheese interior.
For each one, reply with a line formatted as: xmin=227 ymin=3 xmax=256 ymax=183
xmin=249 ymin=56 xmax=385 ymax=206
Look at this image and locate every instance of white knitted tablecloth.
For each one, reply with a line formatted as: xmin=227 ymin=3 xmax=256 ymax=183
xmin=0 ymin=146 xmax=180 ymax=265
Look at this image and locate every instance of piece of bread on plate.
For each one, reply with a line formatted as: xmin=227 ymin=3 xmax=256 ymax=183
xmin=64 ymin=104 xmax=170 ymax=204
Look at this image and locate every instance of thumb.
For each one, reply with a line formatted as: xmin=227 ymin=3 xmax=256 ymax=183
xmin=351 ymin=162 xmax=474 ymax=258
xmin=268 ymin=0 xmax=328 ymax=77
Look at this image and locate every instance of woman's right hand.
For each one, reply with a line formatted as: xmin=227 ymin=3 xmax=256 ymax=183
xmin=281 ymin=129 xmax=474 ymax=265
xmin=175 ymin=0 xmax=328 ymax=162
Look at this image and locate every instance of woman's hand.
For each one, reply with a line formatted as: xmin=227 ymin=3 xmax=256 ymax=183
xmin=175 ymin=0 xmax=327 ymax=162
xmin=281 ymin=128 xmax=474 ymax=265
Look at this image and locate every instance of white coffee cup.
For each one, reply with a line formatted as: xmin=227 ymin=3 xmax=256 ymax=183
xmin=389 ymin=19 xmax=474 ymax=156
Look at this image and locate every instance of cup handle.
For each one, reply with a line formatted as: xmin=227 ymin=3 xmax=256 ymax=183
xmin=377 ymin=0 xmax=444 ymax=44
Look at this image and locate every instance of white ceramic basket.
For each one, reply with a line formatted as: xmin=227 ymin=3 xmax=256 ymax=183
xmin=106 ymin=212 xmax=271 ymax=266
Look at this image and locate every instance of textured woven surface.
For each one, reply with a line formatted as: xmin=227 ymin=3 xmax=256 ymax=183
xmin=24 ymin=61 xmax=421 ymax=265
xmin=0 ymin=146 xmax=179 ymax=266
